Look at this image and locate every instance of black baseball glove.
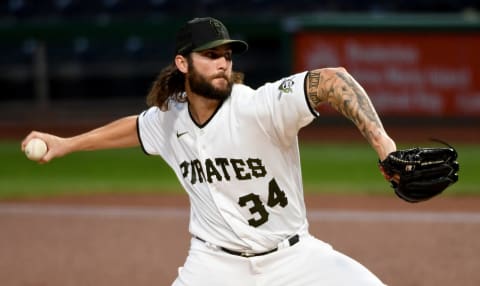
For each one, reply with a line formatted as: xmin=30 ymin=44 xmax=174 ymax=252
xmin=379 ymin=141 xmax=459 ymax=203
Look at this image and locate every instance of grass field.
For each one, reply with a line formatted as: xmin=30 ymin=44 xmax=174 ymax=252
xmin=1 ymin=140 xmax=478 ymax=199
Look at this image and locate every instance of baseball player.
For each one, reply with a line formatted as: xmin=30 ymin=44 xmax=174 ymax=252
xmin=22 ymin=17 xmax=397 ymax=285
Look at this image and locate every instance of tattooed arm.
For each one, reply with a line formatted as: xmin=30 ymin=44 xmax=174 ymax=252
xmin=306 ymin=67 xmax=396 ymax=160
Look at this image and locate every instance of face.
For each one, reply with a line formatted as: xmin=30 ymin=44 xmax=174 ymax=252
xmin=186 ymin=46 xmax=234 ymax=100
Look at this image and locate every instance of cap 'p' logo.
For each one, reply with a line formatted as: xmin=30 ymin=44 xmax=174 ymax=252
xmin=210 ymin=19 xmax=224 ymax=37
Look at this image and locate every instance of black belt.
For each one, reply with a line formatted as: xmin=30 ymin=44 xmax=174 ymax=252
xmin=195 ymin=234 xmax=299 ymax=258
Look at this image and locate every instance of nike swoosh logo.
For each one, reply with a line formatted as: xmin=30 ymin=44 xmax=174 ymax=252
xmin=176 ymin=131 xmax=188 ymax=138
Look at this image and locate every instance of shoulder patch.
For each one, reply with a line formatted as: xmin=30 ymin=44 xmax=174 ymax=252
xmin=278 ymin=78 xmax=295 ymax=99
xmin=279 ymin=79 xmax=294 ymax=93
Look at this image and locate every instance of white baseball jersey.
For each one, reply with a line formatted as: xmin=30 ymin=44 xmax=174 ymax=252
xmin=137 ymin=71 xmax=318 ymax=252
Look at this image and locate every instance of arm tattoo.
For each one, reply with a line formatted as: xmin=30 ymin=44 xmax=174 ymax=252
xmin=307 ymin=69 xmax=385 ymax=145
xmin=307 ymin=71 xmax=322 ymax=107
xmin=335 ymin=71 xmax=380 ymax=126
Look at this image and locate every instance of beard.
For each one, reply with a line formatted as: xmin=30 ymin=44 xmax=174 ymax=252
xmin=187 ymin=63 xmax=233 ymax=101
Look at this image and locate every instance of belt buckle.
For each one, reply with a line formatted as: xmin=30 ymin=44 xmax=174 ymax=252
xmin=241 ymin=251 xmax=255 ymax=257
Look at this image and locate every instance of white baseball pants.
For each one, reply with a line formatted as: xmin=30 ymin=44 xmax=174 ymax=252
xmin=172 ymin=234 xmax=386 ymax=286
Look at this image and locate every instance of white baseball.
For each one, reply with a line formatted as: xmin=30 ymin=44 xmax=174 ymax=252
xmin=25 ymin=138 xmax=48 ymax=161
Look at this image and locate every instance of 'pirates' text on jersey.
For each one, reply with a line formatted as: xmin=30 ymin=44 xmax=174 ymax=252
xmin=137 ymin=71 xmax=318 ymax=252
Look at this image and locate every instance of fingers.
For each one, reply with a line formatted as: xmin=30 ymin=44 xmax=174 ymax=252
xmin=378 ymin=165 xmax=400 ymax=183
xmin=39 ymin=146 xmax=56 ymax=164
xmin=21 ymin=131 xmax=42 ymax=151
xmin=378 ymin=165 xmax=391 ymax=181
xmin=391 ymin=174 xmax=400 ymax=183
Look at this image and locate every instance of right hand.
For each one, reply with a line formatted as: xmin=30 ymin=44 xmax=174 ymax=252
xmin=21 ymin=131 xmax=71 ymax=163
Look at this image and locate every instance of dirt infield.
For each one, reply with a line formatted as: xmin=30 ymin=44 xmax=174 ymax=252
xmin=1 ymin=193 xmax=479 ymax=286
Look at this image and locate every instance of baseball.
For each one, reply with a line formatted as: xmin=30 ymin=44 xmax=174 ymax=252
xmin=25 ymin=138 xmax=48 ymax=161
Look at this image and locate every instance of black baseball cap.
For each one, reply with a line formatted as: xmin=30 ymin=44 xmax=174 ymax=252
xmin=175 ymin=17 xmax=248 ymax=56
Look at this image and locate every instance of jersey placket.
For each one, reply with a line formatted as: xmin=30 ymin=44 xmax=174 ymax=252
xmin=195 ymin=128 xmax=216 ymax=191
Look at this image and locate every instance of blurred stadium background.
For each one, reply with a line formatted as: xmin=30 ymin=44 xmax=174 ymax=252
xmin=1 ymin=5 xmax=479 ymax=285
xmin=0 ymin=0 xmax=479 ymax=140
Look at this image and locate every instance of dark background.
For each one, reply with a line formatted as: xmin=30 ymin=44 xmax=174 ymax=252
xmin=0 ymin=0 xmax=479 ymax=138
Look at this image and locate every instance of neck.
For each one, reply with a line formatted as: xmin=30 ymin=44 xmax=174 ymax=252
xmin=187 ymin=92 xmax=222 ymax=126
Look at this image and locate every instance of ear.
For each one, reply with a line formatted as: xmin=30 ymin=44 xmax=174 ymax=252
xmin=175 ymin=55 xmax=188 ymax=73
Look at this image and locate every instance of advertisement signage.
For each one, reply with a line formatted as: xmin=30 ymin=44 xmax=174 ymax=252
xmin=294 ymin=32 xmax=480 ymax=116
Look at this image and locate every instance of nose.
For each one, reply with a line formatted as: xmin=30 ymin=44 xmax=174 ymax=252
xmin=217 ymin=56 xmax=228 ymax=71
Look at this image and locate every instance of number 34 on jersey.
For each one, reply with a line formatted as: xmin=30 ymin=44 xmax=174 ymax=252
xmin=179 ymin=157 xmax=289 ymax=227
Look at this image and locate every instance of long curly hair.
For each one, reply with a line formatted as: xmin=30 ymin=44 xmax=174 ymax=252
xmin=146 ymin=58 xmax=244 ymax=110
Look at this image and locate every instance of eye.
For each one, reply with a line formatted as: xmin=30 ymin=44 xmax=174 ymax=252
xmin=204 ymin=51 xmax=218 ymax=59
xmin=203 ymin=50 xmax=232 ymax=61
